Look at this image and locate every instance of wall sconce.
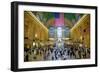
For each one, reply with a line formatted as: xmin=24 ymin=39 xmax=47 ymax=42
xmin=33 ymin=42 xmax=35 ymax=46
xmin=35 ymin=34 xmax=37 ymax=38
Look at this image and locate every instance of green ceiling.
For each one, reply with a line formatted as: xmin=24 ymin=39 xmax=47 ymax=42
xmin=32 ymin=11 xmax=84 ymax=25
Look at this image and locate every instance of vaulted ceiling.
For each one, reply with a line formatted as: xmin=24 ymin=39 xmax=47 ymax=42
xmin=32 ymin=11 xmax=84 ymax=29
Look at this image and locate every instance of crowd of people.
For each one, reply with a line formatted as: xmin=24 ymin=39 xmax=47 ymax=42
xmin=24 ymin=43 xmax=90 ymax=62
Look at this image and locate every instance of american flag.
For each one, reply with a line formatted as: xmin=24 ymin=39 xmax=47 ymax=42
xmin=54 ymin=13 xmax=64 ymax=27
